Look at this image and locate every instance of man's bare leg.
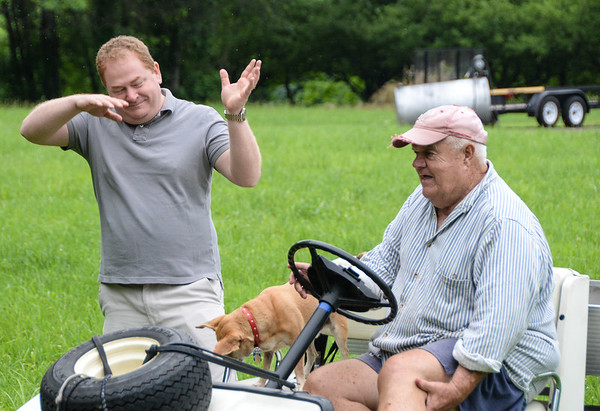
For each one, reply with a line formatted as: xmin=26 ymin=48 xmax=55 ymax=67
xmin=377 ymin=349 xmax=450 ymax=411
xmin=304 ymin=358 xmax=379 ymax=411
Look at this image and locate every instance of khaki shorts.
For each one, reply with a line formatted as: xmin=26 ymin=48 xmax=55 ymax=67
xmin=99 ymin=278 xmax=234 ymax=382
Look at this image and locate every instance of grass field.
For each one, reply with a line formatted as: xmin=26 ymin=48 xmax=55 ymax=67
xmin=1 ymin=103 xmax=599 ymax=409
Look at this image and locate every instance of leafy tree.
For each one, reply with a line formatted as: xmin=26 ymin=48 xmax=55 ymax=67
xmin=117 ymin=0 xmax=222 ymax=100
xmin=209 ymin=0 xmax=313 ymax=103
xmin=1 ymin=0 xmax=600 ymax=102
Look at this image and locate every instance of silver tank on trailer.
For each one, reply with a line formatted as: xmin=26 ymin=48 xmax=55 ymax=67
xmin=394 ymin=76 xmax=494 ymax=125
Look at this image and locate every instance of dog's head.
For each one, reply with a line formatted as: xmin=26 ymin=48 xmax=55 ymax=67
xmin=198 ymin=313 xmax=256 ymax=360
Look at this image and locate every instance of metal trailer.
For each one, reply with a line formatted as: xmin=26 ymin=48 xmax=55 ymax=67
xmin=394 ymin=77 xmax=600 ymax=127
xmin=491 ymin=85 xmax=600 ymax=127
xmin=395 ymin=51 xmax=600 ymax=127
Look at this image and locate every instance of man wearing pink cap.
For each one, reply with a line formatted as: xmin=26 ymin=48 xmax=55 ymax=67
xmin=292 ymin=105 xmax=559 ymax=410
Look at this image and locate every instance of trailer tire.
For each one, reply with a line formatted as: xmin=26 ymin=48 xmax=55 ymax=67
xmin=537 ymin=96 xmax=560 ymax=127
xmin=40 ymin=327 xmax=212 ymax=411
xmin=562 ymin=95 xmax=586 ymax=127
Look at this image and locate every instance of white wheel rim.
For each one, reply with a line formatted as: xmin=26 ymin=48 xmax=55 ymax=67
xmin=74 ymin=337 xmax=159 ymax=377
xmin=543 ymin=102 xmax=559 ymax=125
xmin=569 ymin=101 xmax=584 ymax=124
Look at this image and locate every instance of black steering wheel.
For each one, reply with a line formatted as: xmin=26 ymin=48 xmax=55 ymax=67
xmin=288 ymin=239 xmax=397 ymax=325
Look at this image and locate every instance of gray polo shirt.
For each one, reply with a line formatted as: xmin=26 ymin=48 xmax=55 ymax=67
xmin=67 ymin=89 xmax=229 ymax=285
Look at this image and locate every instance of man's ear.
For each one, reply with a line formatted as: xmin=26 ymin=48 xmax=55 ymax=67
xmin=154 ymin=61 xmax=162 ymax=84
xmin=463 ymin=142 xmax=475 ymax=163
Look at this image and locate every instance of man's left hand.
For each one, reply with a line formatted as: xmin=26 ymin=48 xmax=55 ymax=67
xmin=416 ymin=365 xmax=486 ymax=411
xmin=220 ymin=59 xmax=262 ymax=115
xmin=415 ymin=378 xmax=463 ymax=410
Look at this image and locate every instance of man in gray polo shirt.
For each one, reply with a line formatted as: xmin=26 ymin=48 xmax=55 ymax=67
xmin=20 ymin=35 xmax=262 ymax=382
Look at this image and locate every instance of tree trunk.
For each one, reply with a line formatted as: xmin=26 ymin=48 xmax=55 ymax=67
xmin=0 ymin=0 xmax=41 ymax=100
xmin=40 ymin=8 xmax=60 ymax=99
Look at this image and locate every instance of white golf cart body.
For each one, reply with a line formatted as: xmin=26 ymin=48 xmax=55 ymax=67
xmin=19 ymin=267 xmax=599 ymax=411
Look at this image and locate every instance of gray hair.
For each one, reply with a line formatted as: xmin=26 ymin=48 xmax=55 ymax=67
xmin=445 ymin=136 xmax=487 ymax=165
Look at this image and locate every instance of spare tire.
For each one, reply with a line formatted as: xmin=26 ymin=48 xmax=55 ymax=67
xmin=40 ymin=327 xmax=212 ymax=411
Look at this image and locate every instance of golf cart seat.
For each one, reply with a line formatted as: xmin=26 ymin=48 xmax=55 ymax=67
xmin=524 ymin=268 xmax=591 ymax=411
xmin=344 ymin=267 xmax=593 ymax=411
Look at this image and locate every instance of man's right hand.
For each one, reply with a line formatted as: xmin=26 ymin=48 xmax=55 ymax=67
xmin=73 ymin=94 xmax=129 ymax=122
xmin=289 ymin=262 xmax=311 ymax=299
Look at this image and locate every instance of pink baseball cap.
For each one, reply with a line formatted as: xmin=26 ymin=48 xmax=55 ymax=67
xmin=391 ymin=105 xmax=488 ymax=148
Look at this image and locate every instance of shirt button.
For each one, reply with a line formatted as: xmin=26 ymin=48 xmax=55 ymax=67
xmin=414 ymin=273 xmax=419 ymax=279
xmin=452 ymin=274 xmax=457 ymax=279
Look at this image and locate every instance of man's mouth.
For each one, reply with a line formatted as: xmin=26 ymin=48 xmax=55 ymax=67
xmin=419 ymin=174 xmax=433 ymax=183
xmin=126 ymin=99 xmax=144 ymax=109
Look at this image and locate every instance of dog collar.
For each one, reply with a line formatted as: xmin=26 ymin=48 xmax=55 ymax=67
xmin=241 ymin=306 xmax=260 ymax=348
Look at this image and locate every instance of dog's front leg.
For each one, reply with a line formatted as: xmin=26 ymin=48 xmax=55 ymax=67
xmin=254 ymin=351 xmax=273 ymax=387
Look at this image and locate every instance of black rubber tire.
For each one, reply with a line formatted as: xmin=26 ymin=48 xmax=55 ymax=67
xmin=561 ymin=95 xmax=586 ymax=127
xmin=40 ymin=327 xmax=212 ymax=411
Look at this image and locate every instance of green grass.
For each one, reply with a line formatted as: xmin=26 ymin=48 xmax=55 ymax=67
xmin=1 ymin=104 xmax=599 ymax=409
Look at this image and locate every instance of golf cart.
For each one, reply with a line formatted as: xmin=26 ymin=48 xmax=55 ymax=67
xmin=18 ymin=240 xmax=599 ymax=410
xmin=20 ymin=240 xmax=398 ymax=411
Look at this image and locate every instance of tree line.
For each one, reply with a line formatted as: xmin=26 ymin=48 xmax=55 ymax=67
xmin=1 ymin=0 xmax=599 ymax=104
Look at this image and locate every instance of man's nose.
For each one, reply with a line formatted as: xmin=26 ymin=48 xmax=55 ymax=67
xmin=413 ymin=154 xmax=425 ymax=169
xmin=125 ymin=88 xmax=138 ymax=102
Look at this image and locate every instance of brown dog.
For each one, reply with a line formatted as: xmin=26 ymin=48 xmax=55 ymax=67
xmin=199 ymin=282 xmax=349 ymax=389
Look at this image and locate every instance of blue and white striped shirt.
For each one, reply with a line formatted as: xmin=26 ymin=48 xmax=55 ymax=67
xmin=361 ymin=161 xmax=560 ymax=402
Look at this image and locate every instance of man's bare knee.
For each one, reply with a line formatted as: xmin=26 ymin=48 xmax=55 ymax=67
xmin=380 ymin=349 xmax=448 ymax=382
xmin=303 ymin=367 xmax=326 ymax=395
xmin=379 ymin=353 xmax=418 ymax=387
xmin=304 ymin=359 xmax=378 ymax=411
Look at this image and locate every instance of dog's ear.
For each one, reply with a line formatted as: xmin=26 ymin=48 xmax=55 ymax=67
xmin=197 ymin=314 xmax=225 ymax=330
xmin=213 ymin=335 xmax=243 ymax=355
